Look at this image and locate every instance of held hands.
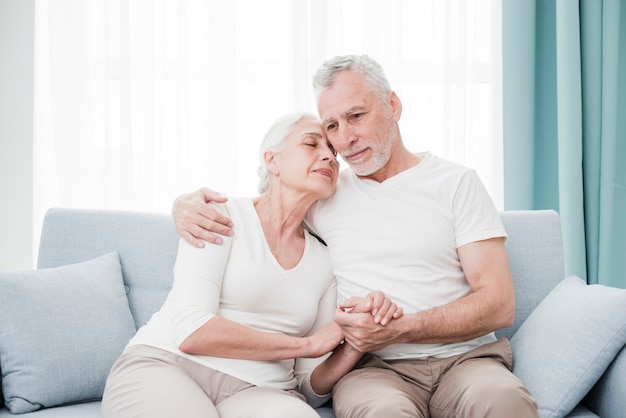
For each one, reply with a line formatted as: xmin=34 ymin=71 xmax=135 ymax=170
xmin=335 ymin=290 xmax=404 ymax=353
xmin=172 ymin=187 xmax=234 ymax=247
xmin=304 ymin=291 xmax=403 ymax=358
xmin=339 ymin=290 xmax=403 ymax=326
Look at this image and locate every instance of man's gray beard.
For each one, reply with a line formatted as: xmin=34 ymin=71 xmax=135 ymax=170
xmin=346 ymin=139 xmax=393 ymax=177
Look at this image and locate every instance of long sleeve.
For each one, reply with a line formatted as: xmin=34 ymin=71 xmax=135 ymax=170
xmin=170 ymin=233 xmax=233 ymax=347
xmin=295 ymin=278 xmax=337 ymax=407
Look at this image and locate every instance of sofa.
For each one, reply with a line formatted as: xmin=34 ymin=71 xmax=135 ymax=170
xmin=1 ymin=208 xmax=625 ymax=418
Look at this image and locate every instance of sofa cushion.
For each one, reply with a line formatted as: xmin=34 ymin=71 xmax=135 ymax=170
xmin=584 ymin=344 xmax=626 ymax=418
xmin=0 ymin=252 xmax=136 ymax=414
xmin=510 ymin=275 xmax=626 ymax=418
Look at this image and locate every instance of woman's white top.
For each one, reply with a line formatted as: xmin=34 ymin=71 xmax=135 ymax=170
xmin=129 ymin=197 xmax=336 ymax=398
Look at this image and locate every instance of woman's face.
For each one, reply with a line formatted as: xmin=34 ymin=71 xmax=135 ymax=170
xmin=270 ymin=116 xmax=339 ymax=199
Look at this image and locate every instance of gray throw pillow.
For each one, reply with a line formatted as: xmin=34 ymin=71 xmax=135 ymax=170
xmin=510 ymin=275 xmax=626 ymax=418
xmin=0 ymin=252 xmax=136 ymax=414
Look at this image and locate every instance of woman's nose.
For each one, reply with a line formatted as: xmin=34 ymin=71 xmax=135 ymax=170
xmin=320 ymin=142 xmax=333 ymax=156
xmin=321 ymin=150 xmax=337 ymax=164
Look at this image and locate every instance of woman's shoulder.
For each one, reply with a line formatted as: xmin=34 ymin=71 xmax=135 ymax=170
xmin=211 ymin=195 xmax=254 ymax=217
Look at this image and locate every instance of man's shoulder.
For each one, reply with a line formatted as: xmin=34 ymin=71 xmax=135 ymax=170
xmin=420 ymin=152 xmax=473 ymax=174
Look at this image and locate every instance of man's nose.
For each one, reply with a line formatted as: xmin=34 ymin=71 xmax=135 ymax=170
xmin=336 ymin=124 xmax=356 ymax=152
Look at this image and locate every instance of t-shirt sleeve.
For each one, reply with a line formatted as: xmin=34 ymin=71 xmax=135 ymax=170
xmin=453 ymin=170 xmax=507 ymax=248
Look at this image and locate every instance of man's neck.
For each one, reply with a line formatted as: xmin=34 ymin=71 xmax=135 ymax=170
xmin=357 ymin=149 xmax=423 ymax=183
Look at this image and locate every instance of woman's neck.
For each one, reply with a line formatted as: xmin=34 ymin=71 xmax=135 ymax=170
xmin=253 ymin=190 xmax=314 ymax=237
xmin=253 ymin=191 xmax=315 ymax=269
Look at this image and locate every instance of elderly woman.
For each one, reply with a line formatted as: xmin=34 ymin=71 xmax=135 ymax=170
xmin=101 ymin=113 xmax=400 ymax=418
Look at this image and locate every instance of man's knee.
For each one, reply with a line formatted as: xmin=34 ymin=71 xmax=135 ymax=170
xmin=474 ymin=381 xmax=538 ymax=418
xmin=432 ymin=372 xmax=538 ymax=418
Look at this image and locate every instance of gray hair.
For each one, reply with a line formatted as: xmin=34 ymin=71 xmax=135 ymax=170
xmin=312 ymin=54 xmax=392 ymax=102
xmin=257 ymin=112 xmax=318 ymax=193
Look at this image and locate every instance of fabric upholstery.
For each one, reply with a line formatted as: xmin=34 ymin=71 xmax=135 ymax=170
xmin=0 ymin=208 xmax=618 ymax=418
xmin=511 ymin=276 xmax=626 ymax=418
xmin=585 ymin=345 xmax=626 ymax=418
xmin=0 ymin=401 xmax=102 ymax=417
xmin=0 ymin=252 xmax=136 ymax=414
xmin=496 ymin=210 xmax=565 ymax=340
xmin=37 ymin=208 xmax=180 ymax=329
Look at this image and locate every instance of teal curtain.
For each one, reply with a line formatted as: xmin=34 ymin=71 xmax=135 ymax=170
xmin=502 ymin=0 xmax=626 ymax=287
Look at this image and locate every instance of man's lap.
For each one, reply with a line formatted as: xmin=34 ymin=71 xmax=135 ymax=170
xmin=332 ymin=339 xmax=537 ymax=418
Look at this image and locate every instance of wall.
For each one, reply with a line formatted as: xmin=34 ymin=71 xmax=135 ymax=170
xmin=0 ymin=0 xmax=35 ymax=268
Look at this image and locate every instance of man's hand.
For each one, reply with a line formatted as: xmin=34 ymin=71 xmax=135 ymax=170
xmin=334 ymin=306 xmax=403 ymax=353
xmin=172 ymin=187 xmax=234 ymax=247
xmin=336 ymin=291 xmax=404 ymax=353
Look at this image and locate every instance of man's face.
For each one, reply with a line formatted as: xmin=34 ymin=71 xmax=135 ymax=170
xmin=317 ymin=70 xmax=396 ymax=177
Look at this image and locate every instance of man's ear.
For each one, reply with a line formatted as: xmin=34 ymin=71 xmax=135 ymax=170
xmin=389 ymin=91 xmax=402 ymax=122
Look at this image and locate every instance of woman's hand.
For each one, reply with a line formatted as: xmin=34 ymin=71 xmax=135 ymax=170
xmin=172 ymin=187 xmax=234 ymax=247
xmin=338 ymin=290 xmax=403 ymax=326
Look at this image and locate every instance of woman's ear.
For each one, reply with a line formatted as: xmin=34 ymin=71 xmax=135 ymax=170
xmin=264 ymin=151 xmax=280 ymax=176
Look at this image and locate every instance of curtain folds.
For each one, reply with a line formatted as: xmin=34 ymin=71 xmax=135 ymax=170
xmin=33 ymin=0 xmax=502 ymax=254
xmin=502 ymin=0 xmax=626 ymax=287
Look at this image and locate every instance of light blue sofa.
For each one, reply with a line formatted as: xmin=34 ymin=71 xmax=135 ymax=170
xmin=0 ymin=208 xmax=625 ymax=417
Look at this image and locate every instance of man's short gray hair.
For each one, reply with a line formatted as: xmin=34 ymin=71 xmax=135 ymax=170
xmin=257 ymin=112 xmax=318 ymax=194
xmin=312 ymin=54 xmax=392 ymax=102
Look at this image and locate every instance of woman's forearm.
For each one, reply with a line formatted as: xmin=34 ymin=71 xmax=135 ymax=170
xmin=179 ymin=316 xmax=343 ymax=361
xmin=179 ymin=316 xmax=311 ymax=360
xmin=309 ymin=342 xmax=363 ymax=396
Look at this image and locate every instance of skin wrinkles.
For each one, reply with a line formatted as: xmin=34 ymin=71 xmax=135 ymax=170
xmin=318 ymin=71 xmax=415 ymax=182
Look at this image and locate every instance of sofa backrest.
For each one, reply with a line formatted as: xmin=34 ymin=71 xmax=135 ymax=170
xmin=37 ymin=208 xmax=179 ymax=329
xmin=496 ymin=210 xmax=565 ymax=339
xmin=36 ymin=207 xmax=565 ymax=339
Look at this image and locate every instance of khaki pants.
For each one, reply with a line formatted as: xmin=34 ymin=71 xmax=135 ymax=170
xmin=101 ymin=345 xmax=319 ymax=418
xmin=332 ymin=338 xmax=538 ymax=418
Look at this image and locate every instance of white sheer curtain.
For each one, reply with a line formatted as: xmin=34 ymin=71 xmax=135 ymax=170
xmin=34 ymin=0 xmax=502 ymax=239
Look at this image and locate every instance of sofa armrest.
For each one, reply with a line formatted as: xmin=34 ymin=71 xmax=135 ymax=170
xmin=584 ymin=345 xmax=626 ymax=417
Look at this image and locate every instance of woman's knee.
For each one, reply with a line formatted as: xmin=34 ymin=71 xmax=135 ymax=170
xmin=218 ymin=387 xmax=318 ymax=418
xmin=102 ymin=349 xmax=218 ymax=418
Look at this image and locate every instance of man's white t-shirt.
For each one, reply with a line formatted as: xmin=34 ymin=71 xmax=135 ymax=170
xmin=307 ymin=152 xmax=507 ymax=360
xmin=129 ymin=197 xmax=337 ymax=395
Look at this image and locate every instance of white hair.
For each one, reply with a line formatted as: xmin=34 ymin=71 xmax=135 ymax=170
xmin=257 ymin=112 xmax=318 ymax=193
xmin=312 ymin=54 xmax=392 ymax=103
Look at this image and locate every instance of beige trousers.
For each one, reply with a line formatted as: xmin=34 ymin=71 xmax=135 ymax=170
xmin=332 ymin=338 xmax=538 ymax=418
xmin=101 ymin=345 xmax=319 ymax=418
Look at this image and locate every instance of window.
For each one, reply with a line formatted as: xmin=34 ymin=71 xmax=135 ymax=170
xmin=34 ymin=0 xmax=502 ymax=231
